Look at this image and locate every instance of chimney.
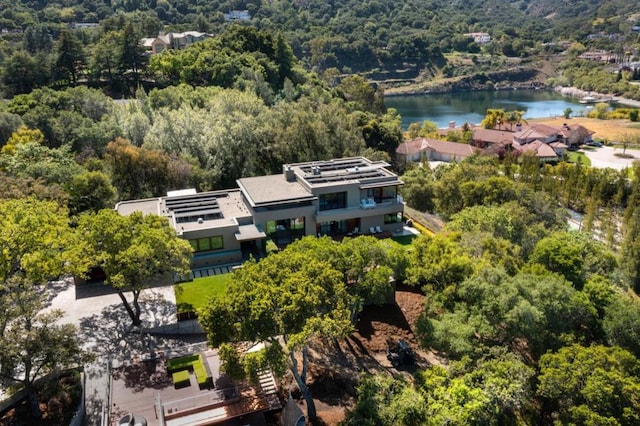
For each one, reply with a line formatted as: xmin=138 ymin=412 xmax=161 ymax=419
xmin=283 ymin=165 xmax=295 ymax=182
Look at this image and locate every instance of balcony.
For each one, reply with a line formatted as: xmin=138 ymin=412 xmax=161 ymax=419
xmin=316 ymin=196 xmax=404 ymax=222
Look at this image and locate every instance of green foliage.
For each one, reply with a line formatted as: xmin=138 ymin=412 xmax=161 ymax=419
xmin=406 ymin=233 xmax=475 ymax=294
xmin=419 ymin=267 xmax=595 ymax=360
xmin=78 ymin=209 xmax=192 ymax=325
xmin=343 ymin=374 xmax=427 ymax=426
xmin=528 ymin=231 xmax=617 ymax=289
xmin=0 ymin=277 xmax=90 ymax=417
xmin=603 ymin=294 xmax=640 ymax=358
xmin=399 ymin=166 xmax=435 ymax=212
xmin=412 ymin=352 xmax=534 ymax=425
xmin=537 ymin=344 xmax=640 ymax=425
xmin=0 ymin=198 xmax=87 ymax=284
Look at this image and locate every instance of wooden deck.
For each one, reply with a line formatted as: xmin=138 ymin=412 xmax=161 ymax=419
xmin=110 ymin=350 xmax=278 ymax=426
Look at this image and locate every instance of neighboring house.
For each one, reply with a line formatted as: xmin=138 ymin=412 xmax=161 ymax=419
xmin=512 ymin=141 xmax=559 ymax=162
xmin=464 ymin=32 xmax=491 ymax=44
xmin=578 ymin=50 xmax=615 ymax=62
xmin=116 ymin=157 xmax=405 ymax=269
xmin=396 ymin=138 xmax=478 ymax=163
xmin=513 ymin=124 xmax=560 ymax=144
xmin=141 ymin=31 xmax=212 ymax=55
xmin=557 ymin=122 xmax=595 ymax=146
xmin=224 ymin=10 xmax=251 ymax=21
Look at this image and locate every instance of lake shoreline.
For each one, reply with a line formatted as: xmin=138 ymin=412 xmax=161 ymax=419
xmin=385 ymin=84 xmax=640 ymax=109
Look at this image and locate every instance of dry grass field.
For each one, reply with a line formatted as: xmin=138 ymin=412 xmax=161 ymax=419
xmin=529 ymin=117 xmax=640 ymax=142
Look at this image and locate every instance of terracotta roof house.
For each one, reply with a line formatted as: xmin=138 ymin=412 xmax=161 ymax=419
xmin=141 ymin=31 xmax=212 ymax=55
xmin=117 ymin=157 xmax=405 ymax=270
xmin=513 ymin=141 xmax=558 ymax=162
xmin=513 ymin=124 xmax=560 ymax=144
xmin=397 ymin=138 xmax=478 ymax=164
xmin=557 ymin=123 xmax=595 ymax=146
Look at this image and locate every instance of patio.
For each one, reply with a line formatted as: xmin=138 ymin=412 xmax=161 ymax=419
xmin=110 ymin=349 xmax=278 ymax=426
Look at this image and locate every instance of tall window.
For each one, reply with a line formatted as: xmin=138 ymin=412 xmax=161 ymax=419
xmin=319 ymin=192 xmax=347 ymax=211
xmin=363 ymin=186 xmax=397 ymax=203
xmin=189 ymin=236 xmax=224 ymax=252
xmin=384 ymin=212 xmax=403 ymax=224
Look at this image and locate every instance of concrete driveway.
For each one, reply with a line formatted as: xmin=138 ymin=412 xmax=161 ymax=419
xmin=581 ymin=146 xmax=638 ymax=170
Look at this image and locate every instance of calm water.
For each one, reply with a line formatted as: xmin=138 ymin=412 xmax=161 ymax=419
xmin=385 ymin=90 xmax=591 ymax=129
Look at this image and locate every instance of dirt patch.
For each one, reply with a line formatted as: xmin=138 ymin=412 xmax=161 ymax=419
xmin=285 ymin=286 xmax=441 ymax=425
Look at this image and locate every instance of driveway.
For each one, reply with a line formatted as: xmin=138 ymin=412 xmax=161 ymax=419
xmin=581 ymin=146 xmax=638 ymax=170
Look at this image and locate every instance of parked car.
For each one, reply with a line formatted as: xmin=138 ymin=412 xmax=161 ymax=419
xmin=567 ymin=144 xmax=579 ymax=151
xmin=119 ymin=413 xmax=147 ymax=426
xmin=585 ymin=141 xmax=603 ymax=147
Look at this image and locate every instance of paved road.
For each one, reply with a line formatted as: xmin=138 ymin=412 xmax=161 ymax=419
xmin=581 ymin=146 xmax=638 ymax=170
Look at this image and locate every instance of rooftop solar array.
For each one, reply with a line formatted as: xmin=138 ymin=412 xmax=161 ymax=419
xmin=165 ymin=192 xmax=226 ymax=223
xmin=299 ymin=159 xmax=389 ymax=184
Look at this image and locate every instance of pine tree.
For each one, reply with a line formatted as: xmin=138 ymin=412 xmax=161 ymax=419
xmin=54 ymin=28 xmax=85 ymax=86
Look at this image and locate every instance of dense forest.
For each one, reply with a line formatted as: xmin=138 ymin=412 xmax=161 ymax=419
xmin=1 ymin=0 xmax=639 ymax=97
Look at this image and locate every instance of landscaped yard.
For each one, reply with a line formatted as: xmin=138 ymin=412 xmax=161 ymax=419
xmin=566 ymin=151 xmax=591 ymax=166
xmin=175 ymin=274 xmax=229 ymax=313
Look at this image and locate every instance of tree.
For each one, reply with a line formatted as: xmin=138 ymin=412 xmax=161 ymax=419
xmin=413 ymin=352 xmax=534 ymax=425
xmin=0 ymin=198 xmax=86 ymax=284
xmin=343 ymin=374 xmax=427 ymax=426
xmin=78 ymin=209 xmax=192 ymax=326
xmin=53 ymin=28 xmax=85 ymax=86
xmin=198 ymin=246 xmax=353 ymax=422
xmin=406 ymin=233 xmax=475 ymax=294
xmin=619 ymin=201 xmax=640 ymax=292
xmin=400 ymin=166 xmax=435 ymax=212
xmin=537 ymin=344 xmax=640 ymax=425
xmin=603 ymin=294 xmax=640 ymax=358
xmin=67 ymin=170 xmax=117 ymax=214
xmin=0 ymin=277 xmax=89 ymax=420
xmin=563 ymin=107 xmax=573 ymax=119
xmin=528 ymin=231 xmax=617 ymax=289
xmin=481 ymin=108 xmax=506 ymax=129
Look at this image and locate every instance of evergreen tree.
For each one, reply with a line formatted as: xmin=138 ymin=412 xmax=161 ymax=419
xmin=54 ymin=28 xmax=85 ymax=86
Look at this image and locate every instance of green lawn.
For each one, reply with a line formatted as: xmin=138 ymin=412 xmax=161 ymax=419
xmin=175 ymin=273 xmax=229 ymax=313
xmin=566 ymin=151 xmax=591 ymax=166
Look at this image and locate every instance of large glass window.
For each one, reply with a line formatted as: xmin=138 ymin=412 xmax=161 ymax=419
xmin=384 ymin=212 xmax=403 ymax=224
xmin=319 ymin=192 xmax=347 ymax=211
xmin=189 ymin=236 xmax=224 ymax=252
xmin=267 ymin=217 xmax=305 ymax=244
xmin=363 ymin=186 xmax=397 ymax=204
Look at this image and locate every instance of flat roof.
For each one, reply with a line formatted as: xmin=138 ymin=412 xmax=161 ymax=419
xmin=237 ymin=174 xmax=316 ymax=207
xmin=115 ymin=190 xmax=252 ymax=233
xmin=290 ymin=157 xmax=402 ymax=187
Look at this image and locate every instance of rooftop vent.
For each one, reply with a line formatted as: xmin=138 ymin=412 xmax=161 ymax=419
xmin=284 ymin=164 xmax=296 ymax=182
xmin=312 ymin=165 xmax=321 ymax=176
xmin=197 ymin=217 xmax=204 ymax=224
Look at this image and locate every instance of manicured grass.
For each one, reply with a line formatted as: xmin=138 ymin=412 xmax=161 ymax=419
xmin=566 ymin=151 xmax=591 ymax=166
xmin=175 ymin=273 xmax=229 ymax=313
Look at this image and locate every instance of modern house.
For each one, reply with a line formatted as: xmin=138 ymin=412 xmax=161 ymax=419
xmin=115 ymin=157 xmax=405 ymax=269
xmin=141 ymin=31 xmax=212 ymax=55
xmin=464 ymin=32 xmax=491 ymax=44
xmin=396 ymin=138 xmax=478 ymax=164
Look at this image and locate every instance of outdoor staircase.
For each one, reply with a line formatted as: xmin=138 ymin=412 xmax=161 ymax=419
xmin=257 ymin=369 xmax=281 ymax=410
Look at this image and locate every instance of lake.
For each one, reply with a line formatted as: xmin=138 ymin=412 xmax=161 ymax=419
xmin=385 ymin=90 xmax=592 ymax=129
